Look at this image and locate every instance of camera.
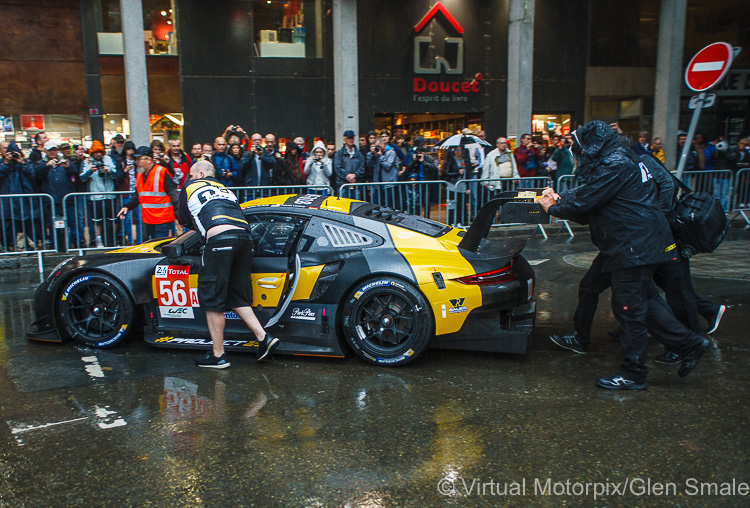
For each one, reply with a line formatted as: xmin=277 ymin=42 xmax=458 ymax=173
xmin=374 ymin=146 xmax=381 ymax=153
xmin=93 ymin=160 xmax=105 ymax=171
xmin=11 ymin=152 xmax=21 ymax=160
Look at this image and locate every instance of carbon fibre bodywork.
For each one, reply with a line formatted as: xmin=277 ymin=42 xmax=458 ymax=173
xmin=27 ymin=194 xmax=539 ymax=364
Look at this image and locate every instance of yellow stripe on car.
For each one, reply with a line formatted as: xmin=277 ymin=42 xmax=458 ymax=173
xmin=386 ymin=225 xmax=481 ymax=335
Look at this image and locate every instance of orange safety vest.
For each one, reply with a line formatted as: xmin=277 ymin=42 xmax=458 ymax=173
xmin=136 ymin=164 xmax=175 ymax=224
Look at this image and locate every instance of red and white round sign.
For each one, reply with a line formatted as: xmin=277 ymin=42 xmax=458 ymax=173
xmin=685 ymin=42 xmax=733 ymax=92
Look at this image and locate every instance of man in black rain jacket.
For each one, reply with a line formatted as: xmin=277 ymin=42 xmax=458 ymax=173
xmin=537 ymin=121 xmax=709 ymax=390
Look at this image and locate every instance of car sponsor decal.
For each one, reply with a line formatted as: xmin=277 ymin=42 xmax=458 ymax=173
xmin=159 ymin=306 xmax=195 ymax=319
xmin=352 ymin=279 xmax=406 ymax=300
xmin=154 ymin=265 xmax=199 ymax=312
xmin=448 ymin=297 xmax=468 ymax=314
xmin=284 ymin=194 xmax=327 ymax=208
xmin=154 ymin=336 xmax=258 ymax=348
xmin=376 ymin=349 xmax=415 ymax=365
xmin=95 ymin=324 xmax=128 ymax=347
xmin=61 ymin=275 xmax=91 ymax=301
xmin=290 ymin=307 xmax=316 ymax=321
xmin=224 ymin=311 xmax=241 ymax=320
xmin=155 ymin=265 xmax=190 ymax=279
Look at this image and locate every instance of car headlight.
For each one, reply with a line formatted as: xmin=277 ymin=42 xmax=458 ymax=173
xmin=46 ymin=257 xmax=74 ymax=283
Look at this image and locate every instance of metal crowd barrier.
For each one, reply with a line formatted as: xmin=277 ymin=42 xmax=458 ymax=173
xmin=0 ymin=193 xmax=57 ymax=273
xmin=338 ymin=180 xmax=450 ymax=224
xmin=555 ymin=174 xmax=579 ymax=193
xmin=62 ymin=185 xmax=335 ymax=254
xmin=732 ymin=167 xmax=750 ymax=225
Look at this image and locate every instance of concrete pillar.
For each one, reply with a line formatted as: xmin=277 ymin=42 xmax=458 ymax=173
xmin=507 ymin=0 xmax=534 ymax=139
xmin=653 ymin=0 xmax=687 ymax=169
xmin=332 ymin=0 xmax=359 ymax=143
xmin=120 ymin=0 xmax=151 ymax=146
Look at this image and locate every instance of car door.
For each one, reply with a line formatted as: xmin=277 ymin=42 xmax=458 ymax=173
xmin=151 ymin=214 xmax=308 ymax=336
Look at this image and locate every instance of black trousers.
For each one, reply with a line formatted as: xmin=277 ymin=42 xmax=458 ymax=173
xmin=653 ymin=258 xmax=720 ymax=334
xmin=573 ymin=259 xmax=703 ymax=381
xmin=574 ymin=254 xmax=611 ymax=348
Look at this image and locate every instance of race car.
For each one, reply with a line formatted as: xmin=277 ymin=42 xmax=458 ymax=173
xmin=26 ymin=193 xmax=547 ymax=366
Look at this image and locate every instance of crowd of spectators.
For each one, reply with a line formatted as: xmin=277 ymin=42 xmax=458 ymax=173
xmin=1 ymin=124 xmax=747 ymax=251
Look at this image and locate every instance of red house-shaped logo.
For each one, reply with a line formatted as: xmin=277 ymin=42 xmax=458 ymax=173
xmin=413 ymin=2 xmax=464 ymax=75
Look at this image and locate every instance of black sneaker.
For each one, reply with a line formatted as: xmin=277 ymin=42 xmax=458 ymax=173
xmin=549 ymin=334 xmax=587 ymax=354
xmin=678 ymin=338 xmax=710 ymax=378
xmin=195 ymin=353 xmax=231 ymax=369
xmin=654 ymin=350 xmax=682 ymax=365
xmin=596 ymin=375 xmax=647 ymax=390
xmin=257 ymin=333 xmax=280 ymax=362
xmin=705 ymin=305 xmax=726 ymax=334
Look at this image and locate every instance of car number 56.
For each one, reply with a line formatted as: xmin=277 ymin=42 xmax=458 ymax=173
xmin=158 ymin=279 xmax=188 ymax=306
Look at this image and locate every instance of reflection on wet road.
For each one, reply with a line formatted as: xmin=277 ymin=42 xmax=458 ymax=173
xmin=1 ymin=232 xmax=749 ymax=506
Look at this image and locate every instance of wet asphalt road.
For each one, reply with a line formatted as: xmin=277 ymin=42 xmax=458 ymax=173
xmin=1 ymin=225 xmax=749 ymax=507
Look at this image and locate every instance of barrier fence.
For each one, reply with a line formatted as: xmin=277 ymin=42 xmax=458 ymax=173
xmin=0 ymin=193 xmax=57 ymax=272
xmin=4 ymin=172 xmax=749 ymax=272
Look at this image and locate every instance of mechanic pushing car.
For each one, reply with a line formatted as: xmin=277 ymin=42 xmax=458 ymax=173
xmin=536 ymin=120 xmax=709 ymax=390
xmin=176 ymin=161 xmax=280 ymax=368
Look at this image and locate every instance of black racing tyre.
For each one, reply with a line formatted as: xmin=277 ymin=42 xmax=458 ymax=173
xmin=340 ymin=277 xmax=432 ymax=366
xmin=57 ymin=272 xmax=135 ymax=348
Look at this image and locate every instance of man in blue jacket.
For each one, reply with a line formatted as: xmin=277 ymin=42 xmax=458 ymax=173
xmin=333 ymin=130 xmax=365 ymax=193
xmin=35 ymin=141 xmax=79 ymax=249
xmin=211 ymin=137 xmax=238 ymax=186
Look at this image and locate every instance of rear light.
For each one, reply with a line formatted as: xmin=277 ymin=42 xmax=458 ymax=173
xmin=455 ymin=265 xmax=517 ymax=285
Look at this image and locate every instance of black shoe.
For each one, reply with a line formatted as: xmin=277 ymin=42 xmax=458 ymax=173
xmin=257 ymin=333 xmax=280 ymax=362
xmin=549 ymin=334 xmax=587 ymax=354
xmin=705 ymin=305 xmax=726 ymax=334
xmin=195 ymin=353 xmax=231 ymax=369
xmin=654 ymin=350 xmax=682 ymax=365
xmin=678 ymin=338 xmax=710 ymax=378
xmin=596 ymin=375 xmax=648 ymax=390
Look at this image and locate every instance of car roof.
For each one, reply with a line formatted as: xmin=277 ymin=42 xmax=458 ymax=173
xmin=242 ymin=194 xmax=452 ymax=238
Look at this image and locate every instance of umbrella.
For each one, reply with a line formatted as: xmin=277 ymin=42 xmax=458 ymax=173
xmin=434 ymin=134 xmax=492 ymax=149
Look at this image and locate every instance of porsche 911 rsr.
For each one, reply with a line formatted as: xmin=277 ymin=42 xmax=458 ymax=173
xmin=26 ymin=193 xmax=546 ymax=366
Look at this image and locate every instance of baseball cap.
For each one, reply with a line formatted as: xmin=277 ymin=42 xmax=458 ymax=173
xmin=43 ymin=141 xmax=59 ymax=150
xmin=113 ymin=134 xmax=125 ymax=142
xmin=343 ymin=130 xmax=356 ymax=138
xmin=134 ymin=146 xmax=153 ymax=158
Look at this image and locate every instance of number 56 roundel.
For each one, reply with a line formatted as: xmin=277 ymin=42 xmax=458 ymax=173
xmin=152 ymin=265 xmax=199 ymax=319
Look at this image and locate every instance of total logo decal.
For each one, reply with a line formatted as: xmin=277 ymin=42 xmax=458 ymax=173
xmin=155 ymin=265 xmax=190 ymax=279
xmin=290 ymin=307 xmax=316 ymax=321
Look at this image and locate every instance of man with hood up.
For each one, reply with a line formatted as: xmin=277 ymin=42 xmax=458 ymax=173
xmin=537 ymin=120 xmax=709 ymax=390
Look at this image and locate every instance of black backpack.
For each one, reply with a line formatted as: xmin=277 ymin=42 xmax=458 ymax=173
xmin=667 ymin=174 xmax=728 ymax=258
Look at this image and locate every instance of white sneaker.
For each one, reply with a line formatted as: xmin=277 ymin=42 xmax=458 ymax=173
xmin=95 ymin=237 xmax=104 ymax=248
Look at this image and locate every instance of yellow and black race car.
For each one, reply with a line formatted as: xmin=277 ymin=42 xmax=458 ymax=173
xmin=27 ymin=193 xmax=547 ymax=366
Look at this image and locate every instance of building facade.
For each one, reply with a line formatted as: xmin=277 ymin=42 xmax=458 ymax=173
xmin=0 ymin=0 xmax=747 ymax=169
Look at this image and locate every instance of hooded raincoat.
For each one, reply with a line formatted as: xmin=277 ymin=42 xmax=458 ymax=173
xmin=549 ymin=121 xmax=675 ymax=273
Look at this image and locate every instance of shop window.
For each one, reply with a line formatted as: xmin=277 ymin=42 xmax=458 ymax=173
xmin=0 ymin=114 xmax=87 ymax=150
xmin=253 ymin=0 xmax=323 ymax=59
xmin=588 ymin=0 xmax=658 ymax=67
xmin=98 ymin=0 xmax=178 ymax=56
xmin=532 ymin=115 xmax=571 ymax=138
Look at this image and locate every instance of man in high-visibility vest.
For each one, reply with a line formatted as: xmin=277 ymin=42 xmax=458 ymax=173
xmin=117 ymin=146 xmax=178 ymax=241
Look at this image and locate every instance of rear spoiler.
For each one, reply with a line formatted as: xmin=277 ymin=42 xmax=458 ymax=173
xmin=457 ymin=190 xmax=550 ymax=252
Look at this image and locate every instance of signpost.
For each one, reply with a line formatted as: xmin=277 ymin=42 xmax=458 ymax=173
xmin=676 ymin=42 xmax=740 ymax=179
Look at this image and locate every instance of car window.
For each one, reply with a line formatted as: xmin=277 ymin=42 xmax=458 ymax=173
xmin=246 ymin=214 xmax=308 ymax=257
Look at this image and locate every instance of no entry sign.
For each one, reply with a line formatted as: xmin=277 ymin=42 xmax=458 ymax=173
xmin=685 ymin=42 xmax=733 ymax=92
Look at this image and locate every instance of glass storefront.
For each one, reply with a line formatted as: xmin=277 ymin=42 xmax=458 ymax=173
xmin=0 ymin=114 xmax=89 ymax=152
xmin=374 ymin=113 xmax=483 ymax=145
xmin=98 ymin=0 xmax=178 ymax=56
xmin=253 ymin=0 xmax=323 ymax=59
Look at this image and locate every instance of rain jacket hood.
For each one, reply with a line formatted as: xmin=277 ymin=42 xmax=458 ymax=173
xmin=550 ymin=120 xmax=675 ymax=272
xmin=311 ymin=140 xmax=329 ymax=162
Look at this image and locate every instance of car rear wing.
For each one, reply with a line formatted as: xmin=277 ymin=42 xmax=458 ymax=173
xmin=458 ymin=189 xmax=550 ymax=253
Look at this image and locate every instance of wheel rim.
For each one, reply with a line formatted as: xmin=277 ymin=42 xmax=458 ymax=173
xmin=65 ymin=281 xmax=124 ymax=340
xmin=354 ymin=290 xmax=416 ymax=354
